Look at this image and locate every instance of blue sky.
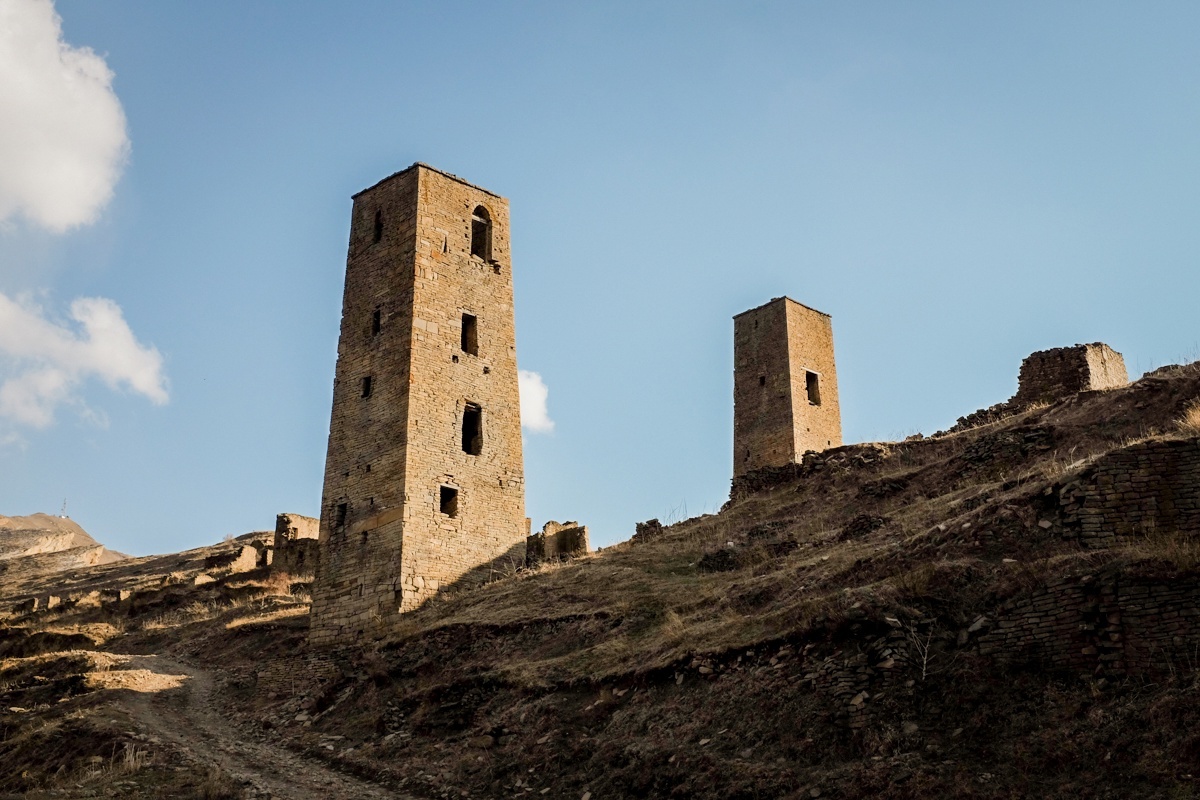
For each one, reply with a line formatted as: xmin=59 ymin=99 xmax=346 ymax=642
xmin=2 ymin=1 xmax=1198 ymax=554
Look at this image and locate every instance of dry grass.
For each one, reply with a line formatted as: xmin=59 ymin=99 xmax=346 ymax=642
xmin=1176 ymin=399 xmax=1200 ymax=436
xmin=1126 ymin=528 xmax=1200 ymax=572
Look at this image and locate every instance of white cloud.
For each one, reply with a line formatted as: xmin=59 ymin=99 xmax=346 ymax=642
xmin=0 ymin=0 xmax=129 ymax=232
xmin=518 ymin=369 xmax=554 ymax=434
xmin=0 ymin=293 xmax=167 ymax=428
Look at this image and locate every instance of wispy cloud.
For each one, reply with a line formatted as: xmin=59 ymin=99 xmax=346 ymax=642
xmin=518 ymin=369 xmax=554 ymax=434
xmin=0 ymin=293 xmax=167 ymax=428
xmin=0 ymin=0 xmax=129 ymax=232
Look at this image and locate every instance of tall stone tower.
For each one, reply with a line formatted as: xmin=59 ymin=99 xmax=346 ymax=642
xmin=733 ymin=297 xmax=842 ymax=476
xmin=310 ymin=164 xmax=526 ymax=647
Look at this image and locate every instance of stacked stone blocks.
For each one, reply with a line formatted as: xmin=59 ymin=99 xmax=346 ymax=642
xmin=1058 ymin=438 xmax=1200 ymax=547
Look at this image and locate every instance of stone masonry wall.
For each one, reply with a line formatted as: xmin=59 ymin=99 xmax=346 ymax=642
xmin=398 ymin=166 xmax=525 ymax=613
xmin=311 ymin=165 xmax=525 ymax=647
xmin=274 ymin=513 xmax=319 ymax=575
xmin=310 ymin=167 xmax=419 ymax=648
xmin=526 ymin=520 xmax=589 ymax=566
xmin=1012 ymin=343 xmax=1127 ymax=407
xmin=733 ymin=297 xmax=841 ymax=477
xmin=975 ymin=573 xmax=1200 ymax=678
xmin=1058 ymin=438 xmax=1200 ymax=547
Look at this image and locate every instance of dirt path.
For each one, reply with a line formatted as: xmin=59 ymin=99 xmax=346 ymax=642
xmin=118 ymin=654 xmax=402 ymax=800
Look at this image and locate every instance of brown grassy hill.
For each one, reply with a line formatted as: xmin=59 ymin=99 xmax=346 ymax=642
xmin=0 ymin=514 xmax=126 ymax=590
xmin=3 ymin=364 xmax=1200 ymax=799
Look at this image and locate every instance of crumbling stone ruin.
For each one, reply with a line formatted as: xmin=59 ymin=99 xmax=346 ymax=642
xmin=953 ymin=342 xmax=1128 ymax=431
xmin=273 ymin=512 xmax=318 ymax=574
xmin=733 ymin=297 xmax=842 ymax=477
xmin=525 ymin=520 xmax=589 ymax=567
xmin=203 ymin=545 xmax=258 ymax=575
xmin=310 ymin=164 xmax=526 ymax=647
xmin=1013 ymin=343 xmax=1128 ymax=406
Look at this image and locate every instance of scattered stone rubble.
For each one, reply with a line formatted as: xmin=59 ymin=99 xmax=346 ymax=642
xmin=729 ymin=443 xmax=890 ymax=501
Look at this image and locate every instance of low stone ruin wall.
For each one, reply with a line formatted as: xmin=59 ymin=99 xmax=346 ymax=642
xmin=1058 ymin=438 xmax=1200 ymax=547
xmin=253 ymin=650 xmax=344 ymax=695
xmin=275 ymin=538 xmax=319 ymax=575
xmin=526 ymin=521 xmax=588 ymax=567
xmin=203 ymin=545 xmax=259 ymax=574
xmin=975 ymin=572 xmax=1200 ymax=678
xmin=729 ymin=443 xmax=889 ymax=501
xmin=273 ymin=513 xmax=320 ymax=575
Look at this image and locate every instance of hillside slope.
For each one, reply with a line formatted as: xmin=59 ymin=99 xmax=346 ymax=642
xmin=3 ymin=363 xmax=1200 ymax=798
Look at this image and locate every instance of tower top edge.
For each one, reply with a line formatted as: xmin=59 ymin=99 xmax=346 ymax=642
xmin=352 ymin=163 xmax=506 ymax=201
xmin=733 ymin=296 xmax=831 ymax=321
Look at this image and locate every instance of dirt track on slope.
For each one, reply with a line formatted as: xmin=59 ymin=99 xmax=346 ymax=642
xmin=119 ymin=654 xmax=402 ymax=800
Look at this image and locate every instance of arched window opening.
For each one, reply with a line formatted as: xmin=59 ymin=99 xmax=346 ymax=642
xmin=470 ymin=206 xmax=491 ymax=260
xmin=372 ymin=210 xmax=383 ymax=243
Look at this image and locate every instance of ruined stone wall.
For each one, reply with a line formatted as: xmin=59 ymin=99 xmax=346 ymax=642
xmin=254 ymin=651 xmax=344 ymax=695
xmin=311 ymin=165 xmax=525 ymax=647
xmin=1059 ymin=438 xmax=1200 ymax=547
xmin=526 ymin=521 xmax=589 ymax=566
xmin=274 ymin=513 xmax=318 ymax=549
xmin=733 ymin=297 xmax=841 ymax=477
xmin=274 ymin=513 xmax=319 ymax=575
xmin=975 ymin=573 xmax=1200 ymax=678
xmin=1012 ymin=343 xmax=1127 ymax=407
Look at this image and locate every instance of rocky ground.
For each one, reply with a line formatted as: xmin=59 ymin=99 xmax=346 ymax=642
xmin=4 ymin=363 xmax=1200 ymax=798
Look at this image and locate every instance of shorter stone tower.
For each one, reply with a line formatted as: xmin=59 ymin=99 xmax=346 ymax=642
xmin=1013 ymin=343 xmax=1128 ymax=406
xmin=733 ymin=297 xmax=842 ymax=476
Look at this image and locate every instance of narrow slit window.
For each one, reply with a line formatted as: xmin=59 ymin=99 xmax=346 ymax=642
xmin=371 ymin=309 xmax=381 ymax=335
xmin=361 ymin=376 xmax=373 ymax=398
xmin=439 ymin=486 xmax=459 ymax=518
xmin=372 ymin=210 xmax=383 ymax=243
xmin=462 ymin=403 xmax=483 ymax=455
xmin=461 ymin=313 xmax=478 ymax=355
xmin=335 ymin=502 xmax=348 ymax=528
xmin=470 ymin=206 xmax=491 ymax=260
xmin=758 ymin=375 xmax=766 ymax=387
xmin=806 ymin=371 xmax=821 ymax=406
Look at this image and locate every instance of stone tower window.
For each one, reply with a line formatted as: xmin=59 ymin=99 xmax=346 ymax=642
xmin=470 ymin=206 xmax=491 ymax=260
xmin=462 ymin=403 xmax=483 ymax=455
xmin=439 ymin=486 xmax=459 ymax=517
xmin=372 ymin=210 xmax=383 ymax=243
xmin=371 ymin=309 xmax=381 ymax=335
xmin=806 ymin=371 xmax=821 ymax=406
xmin=335 ymin=502 xmax=348 ymax=529
xmin=461 ymin=313 xmax=478 ymax=356
xmin=361 ymin=376 xmax=373 ymax=398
